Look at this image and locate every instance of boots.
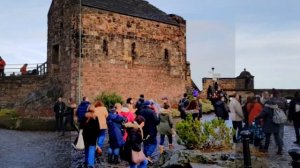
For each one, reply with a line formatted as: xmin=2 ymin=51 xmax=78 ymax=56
xmin=107 ymin=154 xmax=113 ymax=164
xmin=169 ymin=144 xmax=174 ymax=150
xmin=159 ymin=145 xmax=164 ymax=154
xmin=113 ymin=155 xmax=120 ymax=164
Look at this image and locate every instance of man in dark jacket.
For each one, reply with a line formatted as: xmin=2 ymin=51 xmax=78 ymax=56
xmin=288 ymin=91 xmax=300 ymax=144
xmin=256 ymin=100 xmax=282 ymax=155
xmin=139 ymin=100 xmax=160 ymax=163
xmin=53 ymin=97 xmax=66 ymax=132
xmin=270 ymin=89 xmax=288 ymax=154
xmin=135 ymin=94 xmax=145 ymax=116
xmin=178 ymin=93 xmax=189 ymax=120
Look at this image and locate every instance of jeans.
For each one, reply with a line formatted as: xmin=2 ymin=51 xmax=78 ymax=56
xmin=143 ymin=139 xmax=157 ymax=157
xmin=277 ymin=124 xmax=284 ymax=145
xmin=97 ymin=129 xmax=106 ymax=148
xmin=129 ymin=159 xmax=148 ymax=168
xmin=232 ymin=121 xmax=243 ymax=143
xmin=108 ymin=147 xmax=120 ymax=156
xmin=160 ymin=134 xmax=172 ymax=145
xmin=85 ymin=146 xmax=96 ymax=167
xmin=264 ymin=132 xmax=282 ymax=150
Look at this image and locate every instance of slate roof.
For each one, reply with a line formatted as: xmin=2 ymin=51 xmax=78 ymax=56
xmin=82 ymin=0 xmax=179 ymax=26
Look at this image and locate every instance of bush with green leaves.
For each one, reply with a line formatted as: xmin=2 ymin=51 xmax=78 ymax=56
xmin=94 ymin=92 xmax=123 ymax=109
xmin=0 ymin=109 xmax=18 ymax=119
xmin=176 ymin=114 xmax=234 ymax=150
xmin=200 ymin=99 xmax=214 ymax=113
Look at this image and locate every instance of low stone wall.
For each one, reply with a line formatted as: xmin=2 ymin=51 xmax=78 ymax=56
xmin=0 ymin=75 xmax=48 ymax=107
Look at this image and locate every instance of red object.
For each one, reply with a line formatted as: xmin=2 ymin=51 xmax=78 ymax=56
xmin=247 ymin=102 xmax=263 ymax=125
xmin=0 ymin=60 xmax=6 ymax=69
xmin=119 ymin=111 xmax=136 ymax=141
xmin=20 ymin=65 xmax=27 ymax=75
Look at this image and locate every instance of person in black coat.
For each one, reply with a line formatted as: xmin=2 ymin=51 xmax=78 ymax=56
xmin=255 ymin=100 xmax=282 ymax=154
xmin=53 ymin=97 xmax=66 ymax=132
xmin=214 ymin=97 xmax=229 ymax=121
xmin=288 ymin=91 xmax=300 ymax=144
xmin=123 ymin=115 xmax=148 ymax=168
xmin=82 ymin=105 xmax=100 ymax=168
xmin=139 ymin=101 xmax=160 ymax=163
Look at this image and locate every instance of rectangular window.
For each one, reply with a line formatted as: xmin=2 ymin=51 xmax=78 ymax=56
xmin=52 ymin=44 xmax=59 ymax=64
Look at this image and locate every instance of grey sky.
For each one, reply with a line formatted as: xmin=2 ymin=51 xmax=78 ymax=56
xmin=0 ymin=0 xmax=299 ymax=89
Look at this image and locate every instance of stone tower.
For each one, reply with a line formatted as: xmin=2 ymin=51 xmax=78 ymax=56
xmin=47 ymin=0 xmax=191 ymax=102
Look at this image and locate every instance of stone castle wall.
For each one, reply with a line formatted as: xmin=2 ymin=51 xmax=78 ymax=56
xmin=78 ymin=7 xmax=189 ymax=101
xmin=0 ymin=76 xmax=48 ymax=107
xmin=47 ymin=3 xmax=190 ymax=102
xmin=47 ymin=0 xmax=80 ymax=100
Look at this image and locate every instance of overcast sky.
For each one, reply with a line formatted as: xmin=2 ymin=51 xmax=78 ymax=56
xmin=0 ymin=0 xmax=299 ymax=89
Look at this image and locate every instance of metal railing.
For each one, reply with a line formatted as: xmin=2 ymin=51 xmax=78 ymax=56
xmin=2 ymin=62 xmax=47 ymax=76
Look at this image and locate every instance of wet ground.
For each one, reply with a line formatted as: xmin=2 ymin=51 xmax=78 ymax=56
xmin=0 ymin=129 xmax=72 ymax=168
xmin=0 ymin=113 xmax=299 ymax=168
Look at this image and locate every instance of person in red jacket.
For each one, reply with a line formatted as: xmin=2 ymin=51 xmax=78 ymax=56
xmin=0 ymin=56 xmax=6 ymax=76
xmin=20 ymin=63 xmax=28 ymax=75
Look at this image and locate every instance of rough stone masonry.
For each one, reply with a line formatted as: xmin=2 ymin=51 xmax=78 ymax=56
xmin=47 ymin=0 xmax=192 ymax=103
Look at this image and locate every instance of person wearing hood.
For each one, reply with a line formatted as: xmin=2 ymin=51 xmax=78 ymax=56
xmin=119 ymin=104 xmax=136 ymax=141
xmin=157 ymin=103 xmax=174 ymax=154
xmin=123 ymin=115 xmax=148 ymax=168
xmin=139 ymin=100 xmax=160 ymax=164
xmin=288 ymin=91 xmax=300 ymax=144
xmin=107 ymin=104 xmax=127 ymax=164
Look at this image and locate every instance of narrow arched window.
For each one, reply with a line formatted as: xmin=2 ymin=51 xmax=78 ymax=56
xmin=103 ymin=39 xmax=108 ymax=56
xmin=164 ymin=49 xmax=169 ymax=60
xmin=131 ymin=42 xmax=136 ymax=59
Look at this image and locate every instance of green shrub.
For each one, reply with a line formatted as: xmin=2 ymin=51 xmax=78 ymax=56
xmin=95 ymin=92 xmax=123 ymax=109
xmin=176 ymin=114 xmax=233 ymax=150
xmin=170 ymin=109 xmax=181 ymax=118
xmin=0 ymin=109 xmax=18 ymax=119
xmin=200 ymin=99 xmax=214 ymax=113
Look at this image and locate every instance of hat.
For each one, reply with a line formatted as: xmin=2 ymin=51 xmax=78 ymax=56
xmin=143 ymin=100 xmax=151 ymax=106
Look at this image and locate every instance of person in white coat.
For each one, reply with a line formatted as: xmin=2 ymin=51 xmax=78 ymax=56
xmin=229 ymin=93 xmax=244 ymax=143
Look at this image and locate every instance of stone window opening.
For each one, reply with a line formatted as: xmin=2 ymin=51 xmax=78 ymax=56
xmin=131 ymin=42 xmax=136 ymax=59
xmin=164 ymin=49 xmax=169 ymax=60
xmin=103 ymin=39 xmax=108 ymax=56
xmin=52 ymin=44 xmax=59 ymax=64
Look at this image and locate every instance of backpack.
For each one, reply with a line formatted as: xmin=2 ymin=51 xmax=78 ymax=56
xmin=265 ymin=104 xmax=287 ymax=124
xmin=272 ymin=107 xmax=287 ymax=124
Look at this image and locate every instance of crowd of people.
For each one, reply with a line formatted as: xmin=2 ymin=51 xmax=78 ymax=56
xmin=53 ymin=88 xmax=300 ymax=168
xmin=207 ymin=83 xmax=300 ymax=156
xmin=54 ymin=94 xmax=175 ymax=168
